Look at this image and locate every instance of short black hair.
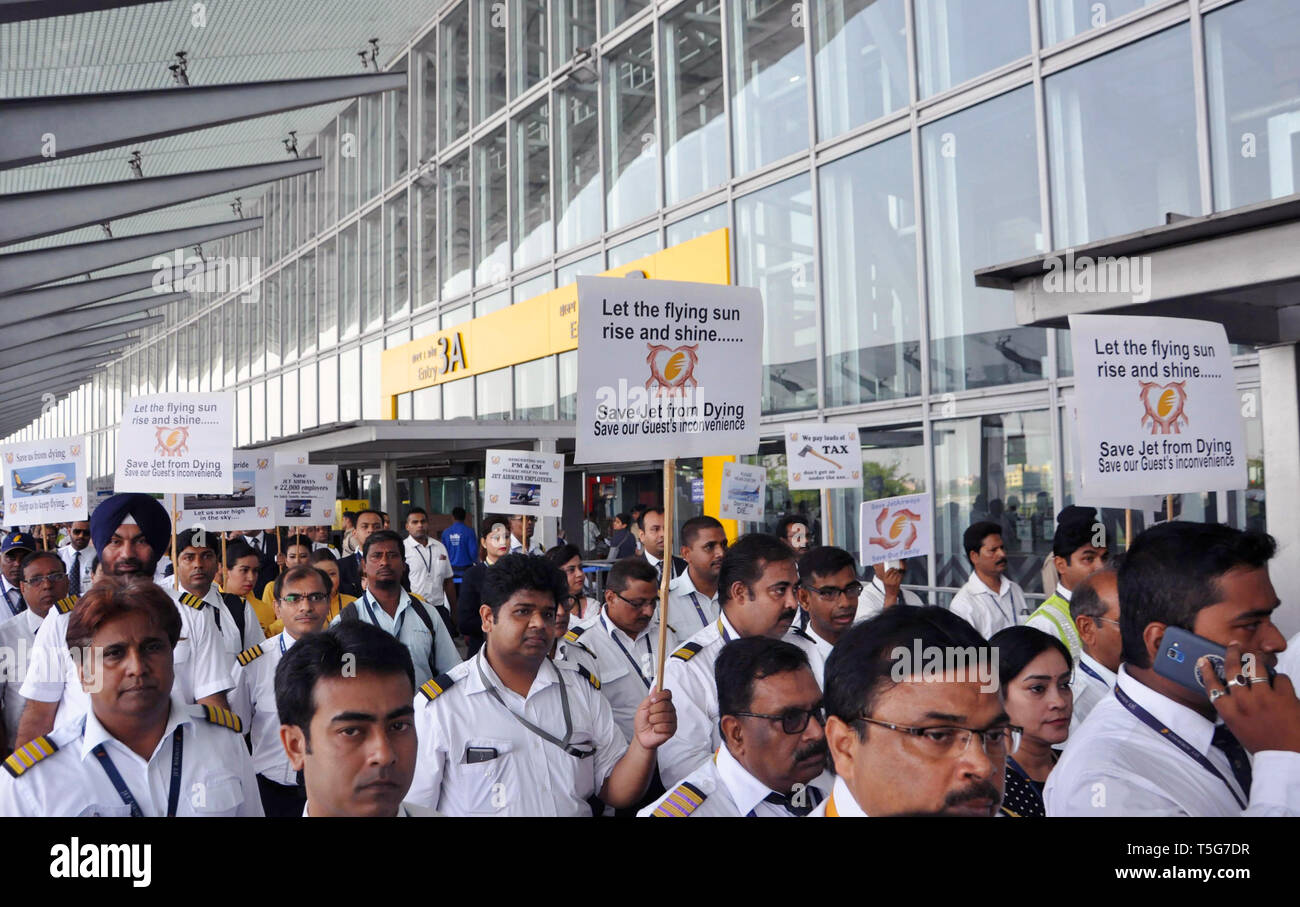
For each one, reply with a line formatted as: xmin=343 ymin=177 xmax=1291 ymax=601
xmin=798 ymin=546 xmax=857 ymax=585
xmin=1118 ymin=521 xmax=1276 ymax=669
xmin=20 ymin=549 xmax=63 ymax=580
xmin=823 ymin=606 xmax=990 ymax=739
xmin=356 ymin=509 xmax=384 ymax=523
xmin=273 ymin=564 xmax=331 ymax=601
xmin=718 ymin=533 xmax=795 ymax=605
xmin=224 ymin=539 xmax=258 ymax=568
xmin=405 ymin=507 xmax=428 ymax=521
xmin=607 ymin=556 xmax=657 ymax=594
xmin=481 ymin=513 xmax=509 ymax=536
xmin=990 ymin=626 xmax=1073 ymax=690
xmin=1069 ymin=568 xmax=1116 ymax=623
xmin=637 ymin=507 xmax=663 ymax=531
xmin=175 ymin=527 xmax=218 ymax=554
xmin=544 ymin=543 xmax=582 ymax=568
xmin=361 ymin=529 xmax=404 ymax=560
xmin=308 ymin=548 xmax=338 ymax=566
xmin=614 ymin=512 xmax=632 ymax=527
xmin=275 ymin=621 xmax=416 ymax=742
xmin=716 ymin=637 xmax=811 ymax=717
xmin=776 ymin=514 xmax=810 ymax=540
xmin=284 ymin=533 xmax=313 ymax=552
xmin=452 ymin=506 xmax=467 ymax=521
xmin=680 ymin=515 xmax=724 ymax=548
xmin=963 ymin=521 xmax=1002 ymax=558
xmin=1053 ymin=506 xmax=1101 ymax=559
xmin=482 ymin=553 xmax=568 ymax=616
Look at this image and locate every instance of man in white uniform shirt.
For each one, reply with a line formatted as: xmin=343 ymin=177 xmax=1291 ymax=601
xmin=403 ymin=507 xmax=455 ymax=611
xmin=814 ymin=605 xmax=1009 ymax=817
xmin=407 ymin=554 xmax=676 ymax=815
xmin=855 ymin=559 xmax=924 ymax=623
xmin=642 ymin=637 xmax=830 ymax=817
xmin=657 ymin=534 xmax=819 ymax=788
xmin=0 ymin=552 xmax=72 ymax=752
xmin=14 ymin=494 xmax=232 ymax=750
xmin=230 ymin=565 xmax=332 ymax=816
xmin=309 ymin=524 xmax=341 ymax=558
xmin=666 ymin=516 xmax=728 ymax=640
xmin=1066 ymin=568 xmax=1121 ymax=734
xmin=949 ymin=521 xmax=1027 ymax=639
xmin=57 ymin=521 xmax=93 ymax=596
xmin=168 ymin=528 xmax=265 ymax=657
xmin=1045 ymin=521 xmax=1300 ymax=816
xmin=791 ymin=546 xmax=861 ymax=686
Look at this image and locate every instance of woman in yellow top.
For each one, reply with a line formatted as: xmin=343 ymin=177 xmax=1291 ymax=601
xmin=220 ymin=537 xmax=277 ymax=636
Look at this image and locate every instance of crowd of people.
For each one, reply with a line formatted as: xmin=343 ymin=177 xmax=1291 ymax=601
xmin=0 ymin=493 xmax=1297 ymax=818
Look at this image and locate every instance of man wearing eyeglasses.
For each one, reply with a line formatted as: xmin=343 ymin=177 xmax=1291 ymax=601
xmin=791 ymin=547 xmax=863 ymax=686
xmin=657 ymin=534 xmax=819 ymax=788
xmin=0 ymin=552 xmax=71 ymax=753
xmin=1067 ymin=568 xmax=1121 ymax=734
xmin=641 ymin=637 xmax=830 ymax=817
xmin=57 ymin=521 xmax=93 ymax=596
xmin=816 ymin=606 xmax=1010 ymax=816
xmin=230 ymin=565 xmax=333 ymax=816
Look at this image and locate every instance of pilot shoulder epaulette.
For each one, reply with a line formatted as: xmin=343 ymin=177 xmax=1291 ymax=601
xmin=54 ymin=595 xmax=78 ymax=615
xmin=236 ymin=644 xmax=264 ymax=667
xmin=563 ymin=625 xmax=587 ymax=643
xmin=420 ymin=672 xmax=456 ymax=702
xmin=651 ymin=781 xmax=708 ymax=817
xmin=788 ymin=624 xmax=812 ymax=642
xmin=575 ymin=665 xmax=601 ymax=690
xmin=198 ymin=704 xmax=243 ymax=733
xmin=178 ymin=591 xmax=206 ymax=610
xmin=671 ymin=641 xmax=703 ymax=661
xmin=3 ymin=735 xmax=59 ymax=778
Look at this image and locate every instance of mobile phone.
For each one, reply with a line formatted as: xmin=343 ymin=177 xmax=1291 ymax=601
xmin=1152 ymin=627 xmax=1229 ymax=699
xmin=464 ymin=746 xmax=499 ymax=764
xmin=883 ymin=560 xmax=902 ymax=572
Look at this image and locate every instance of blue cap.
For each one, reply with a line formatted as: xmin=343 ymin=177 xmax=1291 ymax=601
xmin=0 ymin=531 xmax=36 ymax=554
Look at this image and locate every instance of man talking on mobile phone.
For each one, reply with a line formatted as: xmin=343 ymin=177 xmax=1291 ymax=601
xmin=1045 ymin=521 xmax=1300 ymax=816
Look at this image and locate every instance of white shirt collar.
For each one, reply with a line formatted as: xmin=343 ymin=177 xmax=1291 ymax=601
xmin=1115 ymin=664 xmax=1217 ymax=756
xmin=718 ymin=611 xmax=740 ymax=641
xmin=715 ymin=745 xmax=787 ymax=816
xmin=828 ymin=775 xmax=869 ymax=817
xmin=23 ymin=606 xmax=45 ymax=633
xmin=671 ymin=568 xmax=717 ymax=603
xmin=804 ymin=623 xmax=836 ymax=659
xmin=468 ymin=648 xmax=561 ymax=703
xmin=601 ymin=613 xmax=653 ymax=648
xmin=1055 ymin=583 xmax=1072 ymax=602
xmin=643 ymin=550 xmax=662 ymax=568
xmin=406 ymin=535 xmax=431 ymax=550
xmin=964 ymin=570 xmax=1011 ymax=598
xmin=1078 ymin=651 xmax=1116 ymax=688
xmin=81 ymin=692 xmax=193 ymax=761
xmin=279 ymin=630 xmax=297 ymax=651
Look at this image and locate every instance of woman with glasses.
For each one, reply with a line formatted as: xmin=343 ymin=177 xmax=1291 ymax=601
xmin=990 ymin=626 xmax=1074 ymax=817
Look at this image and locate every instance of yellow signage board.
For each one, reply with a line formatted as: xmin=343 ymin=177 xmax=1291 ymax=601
xmin=380 ymin=229 xmax=731 ymax=404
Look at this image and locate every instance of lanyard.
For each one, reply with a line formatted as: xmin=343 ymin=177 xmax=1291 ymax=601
xmin=92 ymin=726 xmax=184 ymax=817
xmin=361 ymin=593 xmax=406 ymax=638
xmin=746 ymin=785 xmax=823 ymax=817
xmin=1078 ymin=659 xmax=1109 ymax=687
xmin=602 ymin=616 xmax=652 ymax=689
xmin=687 ymin=592 xmax=708 ymax=627
xmin=476 ymin=658 xmax=594 ymax=759
xmin=410 ymin=541 xmax=433 ymax=575
xmin=716 ymin=617 xmax=733 ymax=644
xmin=981 ymin=585 xmax=1013 ymax=627
xmin=1113 ymin=684 xmax=1247 ymax=809
xmin=278 ymin=633 xmax=287 ymax=655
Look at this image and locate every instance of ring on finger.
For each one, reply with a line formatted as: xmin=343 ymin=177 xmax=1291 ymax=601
xmin=1227 ymin=674 xmax=1250 ymax=688
xmin=1209 ymin=688 xmax=1226 ymax=702
xmin=1248 ymin=675 xmax=1270 ymax=685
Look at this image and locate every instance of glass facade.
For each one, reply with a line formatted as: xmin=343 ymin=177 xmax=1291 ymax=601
xmin=17 ymin=0 xmax=1280 ymax=598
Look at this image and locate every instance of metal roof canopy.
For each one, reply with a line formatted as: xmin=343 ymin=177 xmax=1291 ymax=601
xmin=245 ymin=420 xmax=577 ymax=469
xmin=974 ymin=192 xmax=1300 ymax=344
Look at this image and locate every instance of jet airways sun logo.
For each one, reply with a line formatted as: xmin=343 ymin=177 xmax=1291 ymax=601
xmin=645 ymin=344 xmax=700 ymax=392
xmin=154 ymin=426 xmax=191 ymax=457
xmin=1138 ymin=381 xmax=1188 ymax=435
xmin=868 ymin=506 xmax=923 ymax=550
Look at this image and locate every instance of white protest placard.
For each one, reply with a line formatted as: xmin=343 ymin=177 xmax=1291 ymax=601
xmin=484 ymin=449 xmax=564 ymax=517
xmin=177 ymin=452 xmax=274 ymax=532
xmin=272 ymin=464 xmax=337 ymax=527
xmin=718 ymin=462 xmax=766 ymax=521
xmin=1069 ymin=315 xmax=1247 ymax=497
xmin=784 ymin=424 xmax=863 ymax=489
xmin=859 ymin=493 xmax=932 ymax=567
xmin=1 ymin=436 xmax=88 ymax=528
xmin=115 ymin=393 xmax=234 ymax=495
xmin=574 ymin=276 xmax=762 ymax=463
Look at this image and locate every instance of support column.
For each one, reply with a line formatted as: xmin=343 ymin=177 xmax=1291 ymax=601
xmin=535 ymin=438 xmax=558 ymax=551
xmin=1259 ymin=344 xmax=1300 ymax=639
xmin=379 ymin=460 xmax=400 ymax=531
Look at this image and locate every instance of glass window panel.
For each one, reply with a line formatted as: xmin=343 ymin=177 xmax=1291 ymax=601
xmin=442 ymin=304 xmax=473 ymax=329
xmin=821 ymin=134 xmax=920 ymax=407
xmin=237 ymin=386 xmax=251 ymax=447
xmin=476 ymin=368 xmax=512 ymax=419
xmin=417 ymin=183 xmax=438 ymax=309
xmin=557 ymin=251 xmax=601 ymax=286
xmin=282 ymin=369 xmax=299 ymax=436
xmin=301 ymin=363 xmax=319 ymax=429
xmin=320 ymin=237 xmax=338 ymax=348
xmin=737 ymin=175 xmax=817 ymax=414
xmin=604 ymin=29 xmax=657 ymax=229
xmin=286 ymin=264 xmax=301 ymax=364
xmin=666 ymin=204 xmax=727 ymax=246
xmin=813 ymin=0 xmax=908 ymax=140
xmin=339 ymin=347 xmax=360 ymax=422
xmin=265 ymin=184 xmax=279 ymax=263
xmin=607 ymin=230 xmax=659 ymax=268
xmin=341 ymin=223 xmax=360 ymax=339
xmin=397 ymin=392 xmax=414 ymax=420
xmin=1048 ymin=25 xmax=1199 ymax=247
xmin=303 ymin=156 xmax=317 ymax=241
xmin=922 ymin=86 xmax=1046 ymax=394
xmin=362 ymin=209 xmax=384 ymax=331
xmin=1207 ymin=0 xmax=1300 ymax=211
xmin=1041 ymin=0 xmax=1159 ymax=47
xmin=442 ymin=151 xmax=473 ymax=299
xmin=473 ymin=0 xmax=507 ymax=124
xmin=558 ymin=349 xmax=578 ymax=420
xmin=729 ymin=0 xmax=809 ymax=176
xmin=555 ymin=80 xmax=602 ymax=250
xmin=339 ymin=102 xmax=359 ymax=214
xmin=444 ymin=376 xmax=474 ymax=419
xmin=513 ymin=99 xmax=553 ymax=268
xmin=224 ymin=302 xmax=237 ymax=385
xmin=554 ymin=0 xmax=597 ymax=62
xmin=361 ymin=94 xmax=382 ymax=203
xmin=441 ymin=2 xmax=471 ymax=145
xmin=514 ymin=270 xmax=554 ymax=302
xmin=604 ymin=0 xmax=648 ymax=32
xmin=301 ymin=251 xmax=317 ymax=356
xmin=266 ymin=375 xmax=281 ymax=439
xmin=476 ymin=289 xmax=510 ymax=317
xmin=264 ymin=273 xmax=281 ymax=372
xmin=661 ymin=1 xmax=726 ymax=205
xmin=417 ymin=30 xmax=437 ymax=160
xmin=511 ymin=0 xmax=548 ymax=99
xmin=916 ymin=0 xmax=1031 ymax=98
xmin=475 ymin=127 xmax=510 ymax=286
xmin=514 ymin=357 xmax=557 ymax=419
xmin=385 ymin=85 xmax=409 ymax=186
xmin=413 ymin=384 xmax=442 ymax=419
xmin=282 ymin=177 xmax=295 ymax=254
xmin=362 ymin=340 xmax=382 ymax=419
xmin=934 ymin=410 xmax=1054 ymax=596
xmin=387 ymin=191 xmax=410 ymax=320
xmin=414 ymin=313 xmax=440 ymax=338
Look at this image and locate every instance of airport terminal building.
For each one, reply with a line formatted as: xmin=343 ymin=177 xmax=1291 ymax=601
xmin=2 ymin=0 xmax=1296 ymax=610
